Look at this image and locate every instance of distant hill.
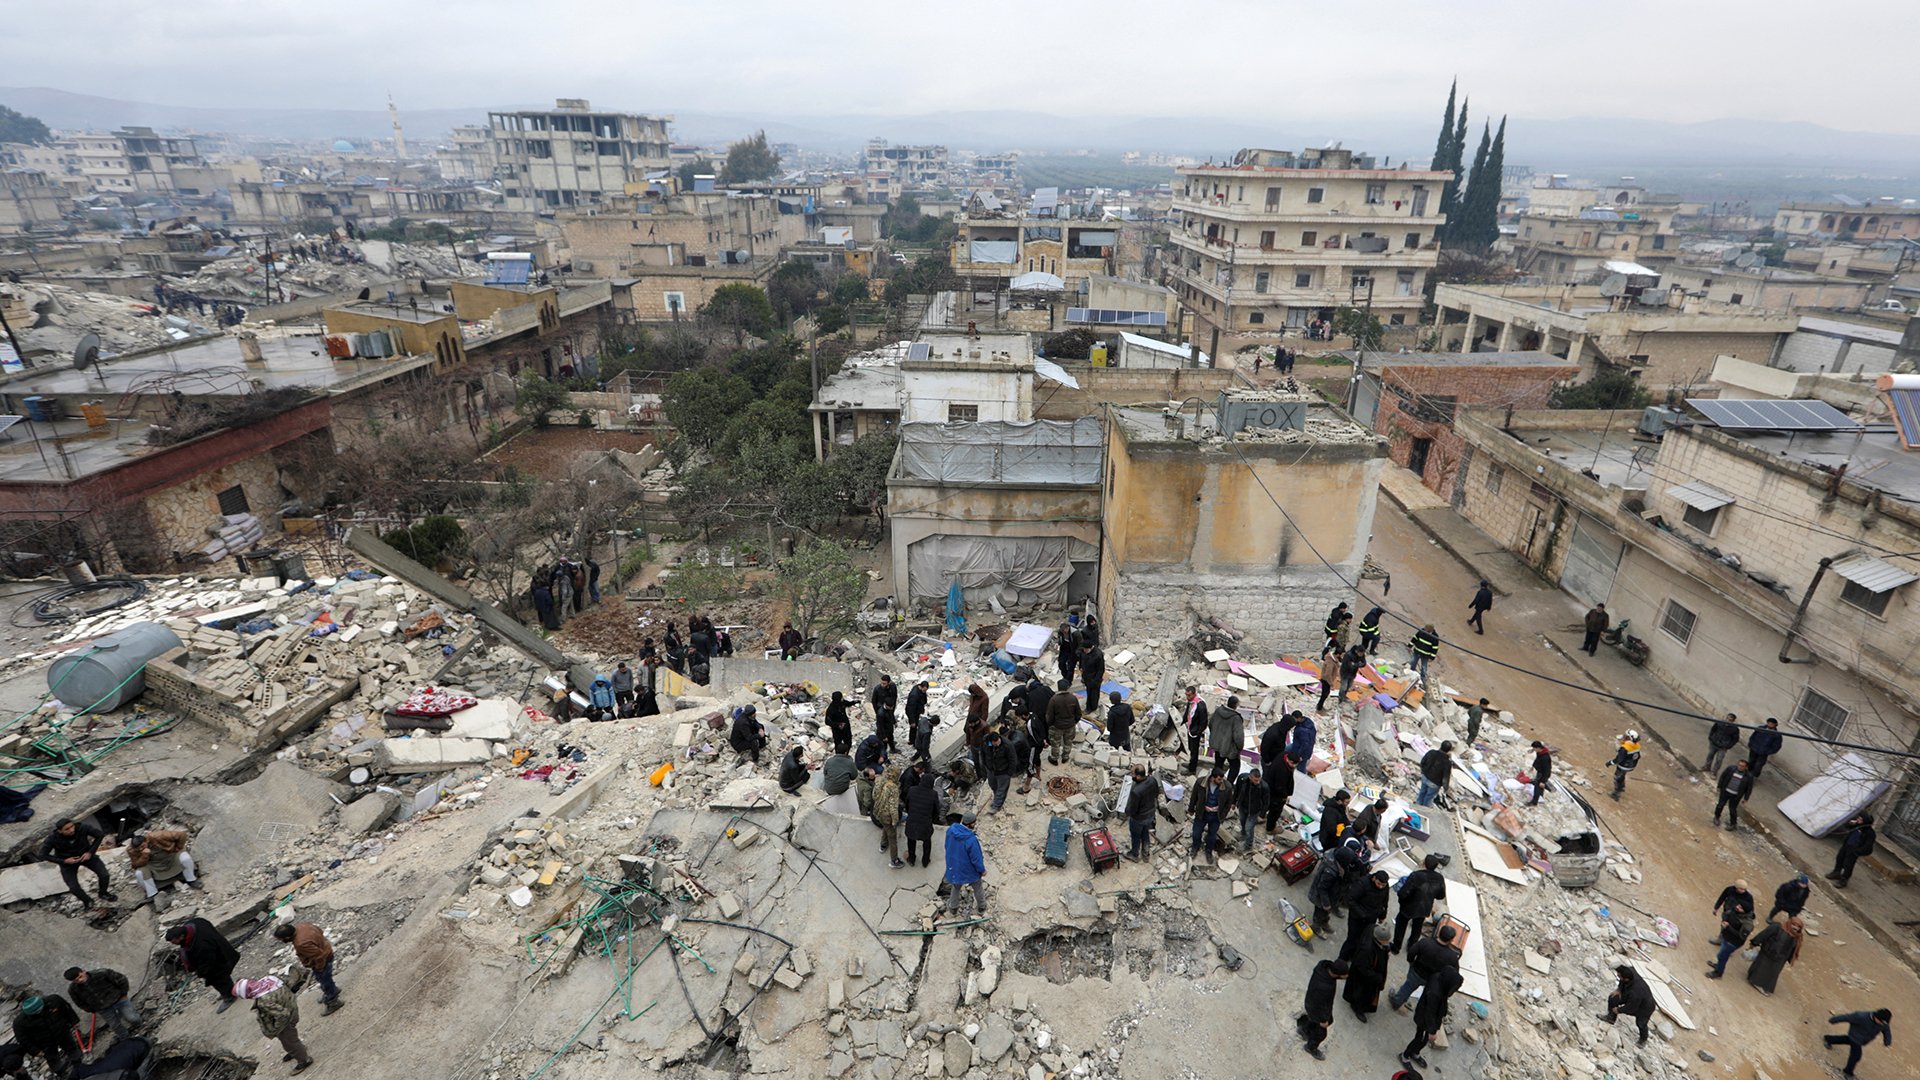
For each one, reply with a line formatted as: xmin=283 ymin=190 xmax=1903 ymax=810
xmin=5 ymin=86 xmax=1919 ymax=174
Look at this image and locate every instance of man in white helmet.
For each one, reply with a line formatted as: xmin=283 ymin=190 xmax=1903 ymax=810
xmin=1610 ymin=731 xmax=1642 ymax=801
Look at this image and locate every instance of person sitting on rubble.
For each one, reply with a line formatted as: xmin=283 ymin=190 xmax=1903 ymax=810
xmin=128 ymin=828 xmax=203 ymax=904
xmin=939 ymin=758 xmax=977 ymax=803
xmin=777 ymin=621 xmax=804 ymax=660
xmin=1597 ymin=964 xmax=1658 ymax=1046
xmin=687 ymin=649 xmax=711 ymax=686
xmin=821 ymin=750 xmax=857 ymax=796
xmin=728 ymin=705 xmax=768 ymax=765
xmin=778 ymin=744 xmax=811 ymax=795
xmin=637 ymin=637 xmax=658 ymax=663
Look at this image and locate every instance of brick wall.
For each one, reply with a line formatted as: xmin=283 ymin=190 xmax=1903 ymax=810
xmin=1373 ymin=363 xmax=1575 ymax=498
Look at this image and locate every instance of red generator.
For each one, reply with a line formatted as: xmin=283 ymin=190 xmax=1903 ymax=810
xmin=1277 ymin=842 xmax=1318 ymax=884
xmin=1084 ymin=827 xmax=1120 ymax=873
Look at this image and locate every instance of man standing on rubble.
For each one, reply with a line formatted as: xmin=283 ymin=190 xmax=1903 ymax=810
xmin=824 ymin=691 xmax=854 ymax=755
xmin=611 ymin=662 xmax=635 ymax=715
xmin=1391 ymin=854 xmax=1448 ymax=954
xmin=943 ymin=811 xmax=987 ymax=915
xmin=1416 ymin=742 xmax=1454 ymax=808
xmin=1388 ymin=923 xmax=1460 ymax=1012
xmin=1712 ymin=759 xmax=1755 ymax=831
xmin=1232 ymin=767 xmax=1269 ymax=853
xmin=902 ymin=761 xmax=941 ymax=868
xmin=1188 ymin=768 xmax=1233 ymax=864
xmin=1046 ymin=680 xmax=1081 ymax=765
xmin=166 ymin=918 xmax=241 ymax=1012
xmin=1528 ymin=741 xmax=1553 ymax=806
xmin=1209 ymin=694 xmax=1246 ymax=783
xmin=64 ymin=966 xmax=138 ymax=1037
xmin=1123 ymin=764 xmax=1161 ymax=861
xmin=1357 ymin=605 xmax=1385 ymax=656
xmin=1402 ymin=956 xmax=1463 ymax=1070
xmin=272 ymin=922 xmax=345 ymax=1014
xmin=1344 ymin=870 xmax=1393 ymax=959
xmin=964 ymin=684 xmax=992 ymax=777
xmin=870 ymin=674 xmax=899 ymax=753
xmin=1597 ymin=964 xmax=1658 ymax=1046
xmin=41 ymin=818 xmax=116 ymax=909
xmin=1465 ymin=698 xmax=1490 ymax=745
xmin=905 ymin=680 xmax=931 ymax=759
xmin=874 ymin=764 xmax=905 ymax=869
xmin=855 ymin=731 xmax=889 ymax=818
xmin=1703 ymin=712 xmax=1741 ymax=776
xmin=1057 ymin=619 xmax=1080 ymax=687
xmin=982 ymin=726 xmax=1016 ymax=813
xmin=1609 ymin=732 xmax=1642 ymax=801
xmin=1105 ymin=691 xmax=1133 ymax=751
xmin=1018 ymin=705 xmax=1046 ymax=793
xmin=1183 ymin=686 xmax=1210 ymax=774
xmin=1078 ymin=641 xmax=1106 ymax=715
xmin=1286 ymin=710 xmax=1318 ymax=769
xmin=777 ymin=621 xmax=803 ymax=660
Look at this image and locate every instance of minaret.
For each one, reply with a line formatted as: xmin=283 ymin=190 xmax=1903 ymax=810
xmin=388 ymin=93 xmax=408 ymax=160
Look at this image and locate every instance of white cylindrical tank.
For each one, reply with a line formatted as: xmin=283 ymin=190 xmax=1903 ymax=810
xmin=46 ymin=622 xmax=183 ymax=713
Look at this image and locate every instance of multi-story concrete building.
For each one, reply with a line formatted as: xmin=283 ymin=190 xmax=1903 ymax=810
xmin=1449 ymin=400 xmax=1920 ymax=851
xmin=1774 ymin=201 xmax=1920 ymax=242
xmin=1660 ymin=263 xmax=1873 ymax=313
xmin=1512 ymin=205 xmax=1679 ymax=283
xmin=863 ymin=140 xmax=950 ymax=201
xmin=70 ymin=127 xmax=206 ymax=195
xmin=1167 ymin=146 xmax=1449 ymax=349
xmin=0 ymin=167 xmax=73 ymax=235
xmin=555 ymin=187 xmax=800 ymax=276
xmin=488 ymin=100 xmax=671 ymax=215
xmin=1433 ymin=282 xmax=1797 ymax=389
xmin=434 ymin=126 xmax=498 ymax=183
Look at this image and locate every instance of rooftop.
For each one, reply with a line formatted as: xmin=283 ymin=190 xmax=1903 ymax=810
xmin=0 ymin=329 xmax=404 ymax=398
xmin=331 ymin=300 xmax=454 ymax=325
xmin=1113 ymin=401 xmax=1379 ymax=448
xmin=1737 ymin=427 xmax=1920 ymax=504
xmin=809 ymin=341 xmax=911 ymax=413
xmin=1364 ymin=349 xmax=1580 ymax=369
xmin=1503 ymin=423 xmax=1656 ymax=490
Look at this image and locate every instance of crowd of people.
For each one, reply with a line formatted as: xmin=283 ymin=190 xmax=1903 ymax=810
xmin=6 ymin=912 xmax=345 ymax=1077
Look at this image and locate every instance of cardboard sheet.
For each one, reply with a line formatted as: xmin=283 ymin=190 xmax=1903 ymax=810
xmin=1632 ymin=956 xmax=1698 ymax=1030
xmin=1243 ymin=663 xmax=1318 ymax=689
xmin=1463 ymin=832 xmax=1530 ymax=886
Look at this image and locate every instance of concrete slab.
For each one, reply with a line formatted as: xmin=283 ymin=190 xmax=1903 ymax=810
xmin=373 ymin=737 xmax=495 ymax=773
xmin=0 ymin=860 xmax=69 ymax=903
xmin=442 ymin=699 xmax=522 ymax=741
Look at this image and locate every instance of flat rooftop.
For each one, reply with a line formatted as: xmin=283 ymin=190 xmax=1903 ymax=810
xmin=0 ymin=413 xmax=205 ymax=484
xmin=1507 ymin=425 xmax=1655 ymax=490
xmin=330 ymin=301 xmax=451 ymax=325
xmin=0 ymin=329 xmax=402 ymax=398
xmin=1738 ymin=427 xmax=1920 ymax=502
xmin=1365 ymin=350 xmax=1577 ymax=369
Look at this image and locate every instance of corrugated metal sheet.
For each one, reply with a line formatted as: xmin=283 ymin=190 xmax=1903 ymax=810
xmin=1830 ymin=554 xmax=1920 ymax=593
xmin=1666 ymin=480 xmax=1735 ymax=511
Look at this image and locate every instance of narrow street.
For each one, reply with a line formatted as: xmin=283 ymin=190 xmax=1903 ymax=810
xmin=1365 ymin=484 xmax=1920 ymax=1079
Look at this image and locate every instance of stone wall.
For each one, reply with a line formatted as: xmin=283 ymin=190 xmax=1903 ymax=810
xmin=1110 ymin=566 xmax=1353 ymax=658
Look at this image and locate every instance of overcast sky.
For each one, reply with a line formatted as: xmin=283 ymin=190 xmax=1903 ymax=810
xmin=13 ymin=0 xmax=1917 ymax=136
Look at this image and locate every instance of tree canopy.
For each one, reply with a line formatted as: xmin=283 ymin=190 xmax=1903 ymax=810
xmin=1550 ymin=370 xmax=1651 ymax=410
xmin=720 ymin=130 xmax=781 ymax=184
xmin=776 ymin=538 xmax=867 ymax=640
xmin=699 ymin=283 xmax=777 ymax=343
xmin=0 ymin=105 xmax=52 ymax=146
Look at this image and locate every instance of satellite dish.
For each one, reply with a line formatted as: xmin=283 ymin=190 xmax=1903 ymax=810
xmin=72 ymin=333 xmax=101 ymax=371
xmin=1598 ymin=274 xmax=1628 ymax=299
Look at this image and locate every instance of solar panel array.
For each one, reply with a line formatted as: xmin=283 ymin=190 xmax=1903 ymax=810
xmin=1067 ymin=307 xmax=1168 ymax=326
xmin=1889 ymin=389 xmax=1920 ymax=448
xmin=1685 ymin=398 xmax=1855 ymax=431
xmin=484 ymin=260 xmax=532 ymax=286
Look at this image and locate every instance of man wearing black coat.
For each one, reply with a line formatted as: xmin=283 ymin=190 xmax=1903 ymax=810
xmin=166 ymin=917 xmax=241 ymax=1011
xmin=1343 ymin=870 xmax=1393 ymax=960
xmin=869 ymin=675 xmax=899 ymax=753
xmin=1712 ymin=760 xmax=1755 ymax=831
xmin=777 ymin=745 xmax=810 ymax=794
xmin=11 ymin=994 xmax=80 ymax=1075
xmin=1105 ymin=692 xmax=1134 ymax=751
xmin=1830 ymin=813 xmax=1877 ymax=888
xmin=1528 ymin=741 xmax=1554 ymax=806
xmin=1825 ymin=1008 xmax=1893 ymax=1077
xmin=1232 ymin=768 xmax=1270 ymax=853
xmin=1392 ymin=854 xmax=1449 ymax=953
xmin=1403 ymin=963 xmax=1463 ymax=1069
xmin=1768 ymin=873 xmax=1812 ymax=922
xmin=1747 ymin=717 xmax=1783 ymax=780
xmin=901 ymin=764 xmax=942 ymax=868
xmin=1296 ymin=959 xmax=1348 ymax=1061
xmin=1123 ymin=765 xmax=1161 ymax=861
xmin=1056 ymin=621 xmax=1079 ymax=686
xmin=1316 ymin=790 xmax=1352 ymax=850
xmin=1078 ymin=643 xmax=1106 ymax=714
xmin=41 ymin=818 xmax=116 ymax=907
xmin=824 ymin=692 xmax=854 ymax=755
xmin=1467 ymin=579 xmax=1493 ymax=634
xmin=1598 ymin=964 xmax=1658 ymax=1045
xmin=1703 ymin=713 xmax=1741 ymax=776
xmin=1388 ymin=924 xmax=1460 ymax=1011
xmin=1181 ymin=687 xmax=1210 ymax=773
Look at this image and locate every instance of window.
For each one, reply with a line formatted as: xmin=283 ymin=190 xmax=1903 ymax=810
xmin=1236 ymin=185 xmax=1245 ymax=201
xmin=1307 ymin=187 xmax=1325 ymax=204
xmin=1652 ymin=234 xmax=1667 ymax=250
xmin=1681 ymin=503 xmax=1722 ymax=534
xmin=1259 ymin=230 xmax=1275 ymax=249
xmin=1389 ymin=313 xmax=1406 ymax=326
xmin=1365 ymin=183 xmax=1385 ymax=205
xmin=1792 ymin=686 xmax=1850 ymax=740
xmin=1294 ymin=271 xmax=1313 ymax=288
xmin=1265 ymin=186 xmax=1281 ymax=209
xmin=1254 ymin=271 xmax=1270 ymax=294
xmin=1248 ymin=312 xmax=1265 ymax=324
xmin=1485 ymin=462 xmax=1505 ymax=494
xmin=1841 ymin=579 xmax=1896 ymax=616
xmin=216 ymin=485 xmax=250 ymax=516
xmin=1301 ymin=230 xmax=1318 ymax=247
xmin=663 ymin=291 xmax=686 ymax=314
xmin=947 ymin=404 xmax=979 ymax=423
xmin=1658 ymin=599 xmax=1697 ymax=645
xmin=1405 ymin=232 xmax=1421 ymax=249
xmin=1729 ymin=293 xmax=1744 ymax=305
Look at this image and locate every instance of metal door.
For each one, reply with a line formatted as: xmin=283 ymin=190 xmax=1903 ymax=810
xmin=1560 ymin=514 xmax=1624 ymax=607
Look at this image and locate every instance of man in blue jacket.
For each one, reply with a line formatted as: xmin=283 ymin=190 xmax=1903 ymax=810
xmin=1824 ymin=1008 xmax=1892 ymax=1077
xmin=1747 ymin=717 xmax=1784 ymax=781
xmin=943 ymin=811 xmax=986 ymax=915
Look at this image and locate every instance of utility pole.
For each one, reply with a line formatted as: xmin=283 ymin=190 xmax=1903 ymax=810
xmin=1345 ymin=274 xmax=1376 ymax=416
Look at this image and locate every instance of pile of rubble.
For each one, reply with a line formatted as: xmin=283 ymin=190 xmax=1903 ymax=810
xmin=161 ymin=240 xmax=466 ymax=304
xmin=11 ymin=281 xmax=214 ymax=356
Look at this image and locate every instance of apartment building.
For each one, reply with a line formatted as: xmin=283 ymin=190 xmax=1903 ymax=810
xmin=1167 ymin=146 xmax=1449 ymax=347
xmin=1774 ymin=201 xmax=1920 ymax=242
xmin=1449 ymin=400 xmax=1920 ymax=850
xmin=863 ymin=140 xmax=950 ymax=201
xmin=488 ymin=99 xmax=672 ymax=215
xmin=68 ymin=127 xmax=206 ymax=195
xmin=1512 ymin=205 xmax=1679 ymax=283
xmin=434 ymin=125 xmax=498 ymax=183
xmin=0 ymin=167 xmax=73 ymax=234
xmin=1660 ymin=263 xmax=1872 ymax=312
xmin=555 ymin=187 xmax=802 ymax=275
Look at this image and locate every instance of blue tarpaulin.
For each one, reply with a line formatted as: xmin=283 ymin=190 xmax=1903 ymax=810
xmin=945 ymin=580 xmax=968 ymax=635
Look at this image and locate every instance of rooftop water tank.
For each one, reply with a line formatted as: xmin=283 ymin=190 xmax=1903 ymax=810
xmin=46 ymin=622 xmax=183 ymax=713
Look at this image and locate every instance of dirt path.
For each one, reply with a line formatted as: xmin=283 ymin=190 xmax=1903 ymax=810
xmin=1369 ymin=499 xmax=1915 ymax=1079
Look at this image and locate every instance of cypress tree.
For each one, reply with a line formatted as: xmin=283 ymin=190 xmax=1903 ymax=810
xmin=1465 ymin=117 xmax=1508 ymax=249
xmin=1456 ymin=122 xmax=1495 ymax=250
xmin=1438 ymin=98 xmax=1470 ymax=243
xmin=1430 ymin=80 xmax=1457 ymax=171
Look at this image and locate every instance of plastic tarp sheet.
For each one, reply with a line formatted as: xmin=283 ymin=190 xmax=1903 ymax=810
xmin=1032 ymin=358 xmax=1081 ymax=389
xmin=896 ymin=418 xmax=1103 ymax=485
xmin=1010 ymin=271 xmax=1065 ymax=292
xmin=906 ymin=535 xmax=1098 ymax=606
xmin=969 ymin=240 xmax=1018 ymax=264
xmin=1778 ymin=752 xmax=1889 ymax=837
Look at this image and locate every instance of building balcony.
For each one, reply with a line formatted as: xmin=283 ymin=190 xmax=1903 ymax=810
xmin=1167 ymin=234 xmax=1441 ymax=265
xmin=1166 ymin=265 xmax=1424 ymax=309
xmin=1172 ymin=195 xmax=1446 ymax=227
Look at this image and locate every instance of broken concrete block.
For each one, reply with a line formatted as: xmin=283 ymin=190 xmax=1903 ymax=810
xmin=506 ymin=886 xmax=533 ymax=908
xmin=847 ymin=957 xmax=864 ymax=978
xmin=716 ymin=892 xmax=741 ymax=919
xmin=538 ymin=860 xmax=564 ymax=886
xmin=1231 ymin=880 xmax=1251 ymax=898
xmin=1216 ymin=857 xmax=1240 ymax=876
xmin=734 ymin=953 xmax=756 ymax=976
xmin=790 ymin=949 xmax=812 ymax=977
xmin=373 ymin=737 xmax=493 ymax=774
xmin=479 ymin=864 xmax=511 ymax=888
xmin=772 ymin=966 xmax=804 ymax=990
xmin=339 ymin=792 xmax=398 ymax=835
xmin=828 ymin=978 xmax=846 ymax=1011
xmin=1064 ymin=793 xmax=1089 ymax=810
xmin=943 ymin=1031 xmax=973 ymax=1077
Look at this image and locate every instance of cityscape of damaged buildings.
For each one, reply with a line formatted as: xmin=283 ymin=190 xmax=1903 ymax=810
xmin=0 ymin=80 xmax=1918 ymax=1080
